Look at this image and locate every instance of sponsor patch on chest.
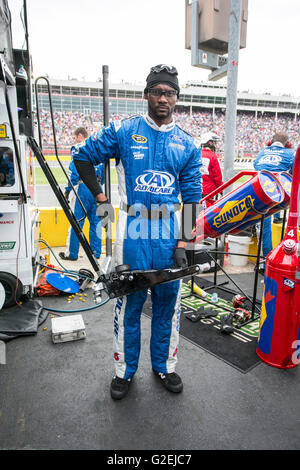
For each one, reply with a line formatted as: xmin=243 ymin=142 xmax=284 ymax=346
xmin=132 ymin=151 xmax=144 ymax=160
xmin=168 ymin=142 xmax=185 ymax=150
xmin=134 ymin=170 xmax=175 ymax=195
xmin=132 ymin=134 xmax=147 ymax=144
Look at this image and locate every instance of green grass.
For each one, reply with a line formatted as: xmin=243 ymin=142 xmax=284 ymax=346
xmin=34 ymin=167 xmax=251 ymax=186
xmin=35 ymin=167 xmax=118 ymax=185
xmin=234 ymin=175 xmax=252 ymax=184
xmin=35 ymin=167 xmax=67 ymax=185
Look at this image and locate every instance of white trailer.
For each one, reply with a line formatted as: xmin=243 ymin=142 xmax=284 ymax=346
xmin=0 ymin=0 xmax=40 ymax=307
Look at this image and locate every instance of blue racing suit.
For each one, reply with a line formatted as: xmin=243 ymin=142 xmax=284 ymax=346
xmin=253 ymin=142 xmax=295 ymax=257
xmin=64 ymin=155 xmax=104 ymax=259
xmin=254 ymin=143 xmax=294 ymax=174
xmin=73 ymin=114 xmax=202 ymax=379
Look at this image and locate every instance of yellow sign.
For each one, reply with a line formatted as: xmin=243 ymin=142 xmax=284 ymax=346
xmin=213 ymin=196 xmax=255 ymax=228
xmin=263 ymin=180 xmax=277 ymax=193
xmin=0 ymin=124 xmax=7 ymax=138
xmin=258 ymin=288 xmax=267 ymax=342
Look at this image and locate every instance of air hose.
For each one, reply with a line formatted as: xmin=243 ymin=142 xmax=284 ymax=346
xmin=42 ymin=294 xmax=110 ymax=314
xmin=38 ymin=239 xmax=111 ymax=314
xmin=38 ymin=239 xmax=96 ymax=282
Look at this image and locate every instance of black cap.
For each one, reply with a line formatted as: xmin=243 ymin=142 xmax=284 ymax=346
xmin=144 ymin=64 xmax=180 ymax=96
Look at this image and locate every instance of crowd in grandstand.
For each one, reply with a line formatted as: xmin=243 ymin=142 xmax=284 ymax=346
xmin=39 ymin=109 xmax=300 ymax=155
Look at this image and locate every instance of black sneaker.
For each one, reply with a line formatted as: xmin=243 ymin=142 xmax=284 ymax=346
xmin=153 ymin=369 xmax=183 ymax=393
xmin=110 ymin=376 xmax=132 ymax=400
xmin=59 ymin=252 xmax=78 ymax=261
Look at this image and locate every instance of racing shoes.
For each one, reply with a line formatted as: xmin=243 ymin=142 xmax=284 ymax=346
xmin=59 ymin=252 xmax=78 ymax=261
xmin=153 ymin=369 xmax=183 ymax=393
xmin=110 ymin=376 xmax=132 ymax=400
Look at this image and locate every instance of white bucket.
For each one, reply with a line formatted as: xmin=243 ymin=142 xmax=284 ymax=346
xmin=227 ymin=234 xmax=253 ymax=267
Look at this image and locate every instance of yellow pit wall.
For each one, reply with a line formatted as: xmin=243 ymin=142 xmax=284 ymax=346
xmin=248 ymin=222 xmax=300 ymax=261
xmin=39 ymin=206 xmax=119 ymax=248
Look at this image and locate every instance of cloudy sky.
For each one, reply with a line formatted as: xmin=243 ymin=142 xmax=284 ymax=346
xmin=9 ymin=0 xmax=300 ymax=97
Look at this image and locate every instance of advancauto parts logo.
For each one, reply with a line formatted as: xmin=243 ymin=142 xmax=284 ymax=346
xmin=259 ymin=155 xmax=282 ymax=166
xmin=134 ymin=170 xmax=175 ymax=195
xmin=132 ymin=134 xmax=147 ymax=144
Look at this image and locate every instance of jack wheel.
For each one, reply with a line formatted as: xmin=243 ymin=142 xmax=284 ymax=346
xmin=0 ymin=272 xmax=23 ymax=308
xmin=78 ymin=269 xmax=94 ymax=285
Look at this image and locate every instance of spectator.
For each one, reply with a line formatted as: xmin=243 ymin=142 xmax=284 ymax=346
xmin=38 ymin=109 xmax=300 ymax=157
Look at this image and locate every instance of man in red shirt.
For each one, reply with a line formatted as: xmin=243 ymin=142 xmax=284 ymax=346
xmin=200 ymin=132 xmax=223 ymax=206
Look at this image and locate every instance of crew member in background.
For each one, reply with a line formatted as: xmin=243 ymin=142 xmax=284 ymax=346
xmin=72 ymin=64 xmax=202 ymax=400
xmin=200 ymin=132 xmax=223 ymax=207
xmin=253 ymin=132 xmax=295 ymax=262
xmin=59 ymin=127 xmax=104 ymax=261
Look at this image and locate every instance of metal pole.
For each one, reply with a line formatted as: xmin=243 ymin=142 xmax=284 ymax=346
xmin=103 ymin=65 xmax=110 ymax=127
xmin=102 ymin=65 xmax=113 ymax=258
xmin=223 ymin=0 xmax=242 ymax=192
xmin=23 ymin=0 xmax=34 ymax=136
xmin=191 ymin=0 xmax=199 ymax=66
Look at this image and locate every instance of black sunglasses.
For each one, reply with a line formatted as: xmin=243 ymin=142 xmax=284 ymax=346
xmin=148 ymin=88 xmax=177 ymax=98
xmin=150 ymin=64 xmax=178 ymax=75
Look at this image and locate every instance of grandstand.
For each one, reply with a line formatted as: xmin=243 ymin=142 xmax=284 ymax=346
xmin=36 ymin=77 xmax=300 ymax=158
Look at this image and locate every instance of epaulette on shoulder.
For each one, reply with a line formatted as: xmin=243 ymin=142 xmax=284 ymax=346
xmin=175 ymin=124 xmax=201 ymax=147
xmin=118 ymin=114 xmax=140 ymax=122
xmin=127 ymin=114 xmax=140 ymax=120
xmin=111 ymin=115 xmax=141 ymax=132
xmin=175 ymin=124 xmax=193 ymax=138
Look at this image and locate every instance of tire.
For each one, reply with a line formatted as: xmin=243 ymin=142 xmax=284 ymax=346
xmin=0 ymin=272 xmax=23 ymax=308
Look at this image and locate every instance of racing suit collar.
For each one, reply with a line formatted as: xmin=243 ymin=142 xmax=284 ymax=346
xmin=272 ymin=141 xmax=284 ymax=148
xmin=144 ymin=113 xmax=175 ymax=132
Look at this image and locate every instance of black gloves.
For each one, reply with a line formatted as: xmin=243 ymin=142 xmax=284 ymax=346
xmin=96 ymin=199 xmax=115 ymax=228
xmin=173 ymin=247 xmax=188 ymax=269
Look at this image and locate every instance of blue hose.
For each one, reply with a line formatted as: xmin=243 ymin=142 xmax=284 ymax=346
xmin=39 ymin=239 xmax=96 ymax=282
xmin=38 ymin=239 xmax=111 ymax=314
xmin=42 ymin=294 xmax=111 ymax=314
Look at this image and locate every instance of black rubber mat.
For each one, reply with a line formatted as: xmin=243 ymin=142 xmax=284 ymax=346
xmin=0 ymin=298 xmax=46 ymax=342
xmin=143 ymin=274 xmax=262 ymax=373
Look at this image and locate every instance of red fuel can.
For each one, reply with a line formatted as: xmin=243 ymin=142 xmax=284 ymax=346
xmin=256 ymin=145 xmax=300 ymax=368
xmin=256 ymin=238 xmax=299 ymax=368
